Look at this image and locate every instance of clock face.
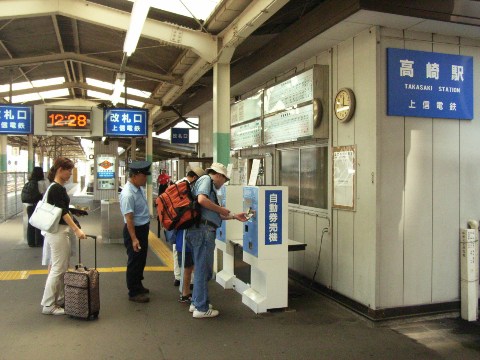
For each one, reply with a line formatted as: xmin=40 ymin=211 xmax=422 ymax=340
xmin=46 ymin=109 xmax=91 ymax=130
xmin=334 ymin=88 xmax=355 ymax=122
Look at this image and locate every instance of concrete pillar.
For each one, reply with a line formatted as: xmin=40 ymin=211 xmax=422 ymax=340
xmin=0 ymin=135 xmax=7 ymax=221
xmin=212 ymin=62 xmax=231 ymax=165
xmin=27 ymin=134 xmax=34 ymax=173
xmin=131 ymin=138 xmax=136 ymax=161
xmin=0 ymin=135 xmax=7 ymax=172
xmin=146 ymin=114 xmax=153 ymax=216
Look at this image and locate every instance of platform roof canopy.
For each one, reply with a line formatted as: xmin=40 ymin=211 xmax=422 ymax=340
xmin=1 ymin=0 xmax=479 ymax=161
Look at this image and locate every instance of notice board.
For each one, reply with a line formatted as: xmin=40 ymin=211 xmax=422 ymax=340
xmin=332 ymin=145 xmax=356 ymax=210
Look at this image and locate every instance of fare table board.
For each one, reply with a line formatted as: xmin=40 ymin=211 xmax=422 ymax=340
xmin=230 ymin=67 xmax=322 ymax=150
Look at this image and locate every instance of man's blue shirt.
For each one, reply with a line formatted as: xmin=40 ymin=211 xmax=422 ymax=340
xmin=119 ymin=181 xmax=150 ymax=226
xmin=192 ymin=175 xmax=221 ymax=227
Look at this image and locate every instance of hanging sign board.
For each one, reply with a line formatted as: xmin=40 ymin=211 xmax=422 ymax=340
xmin=104 ymin=108 xmax=147 ymax=137
xmin=0 ymin=105 xmax=32 ymax=134
xmin=171 ymin=128 xmax=189 ymax=144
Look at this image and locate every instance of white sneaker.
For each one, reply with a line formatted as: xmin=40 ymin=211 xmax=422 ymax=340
xmin=193 ymin=309 xmax=219 ymax=318
xmin=189 ymin=303 xmax=213 ymax=313
xmin=42 ymin=305 xmax=65 ymax=315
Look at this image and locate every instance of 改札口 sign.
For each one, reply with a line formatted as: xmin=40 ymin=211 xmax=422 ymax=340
xmin=387 ymin=48 xmax=473 ymax=120
xmin=0 ymin=105 xmax=32 ymax=134
xmin=104 ymin=108 xmax=147 ymax=137
xmin=171 ymin=128 xmax=189 ymax=144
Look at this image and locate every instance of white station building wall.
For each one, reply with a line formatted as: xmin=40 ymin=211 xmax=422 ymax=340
xmin=197 ymin=25 xmax=480 ymax=313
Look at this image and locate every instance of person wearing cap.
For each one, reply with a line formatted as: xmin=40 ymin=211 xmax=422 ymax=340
xmin=186 ymin=162 xmax=248 ymax=318
xmin=119 ymin=160 xmax=152 ymax=303
xmin=171 ymin=166 xmax=205 ymax=302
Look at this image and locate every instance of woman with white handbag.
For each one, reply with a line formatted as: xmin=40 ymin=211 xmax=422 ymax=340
xmin=39 ymin=157 xmax=86 ymax=316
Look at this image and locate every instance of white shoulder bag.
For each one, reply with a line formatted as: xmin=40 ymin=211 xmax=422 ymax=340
xmin=29 ymin=183 xmax=63 ymax=233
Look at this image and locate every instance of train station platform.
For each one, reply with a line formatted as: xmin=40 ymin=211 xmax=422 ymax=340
xmin=0 ymin=186 xmax=479 ymax=359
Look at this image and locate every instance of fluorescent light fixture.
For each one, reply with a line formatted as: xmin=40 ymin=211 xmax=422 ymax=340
xmin=123 ymin=0 xmax=151 ymax=56
xmin=86 ymin=78 xmax=114 ymax=90
xmin=111 ymin=73 xmax=126 ymax=105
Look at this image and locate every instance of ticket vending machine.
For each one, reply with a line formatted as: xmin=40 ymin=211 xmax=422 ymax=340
xmin=242 ymin=186 xmax=288 ymax=313
xmin=216 ymin=185 xmax=244 ymax=289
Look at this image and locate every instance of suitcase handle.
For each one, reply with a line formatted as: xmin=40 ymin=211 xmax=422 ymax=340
xmin=78 ymin=235 xmax=97 ymax=269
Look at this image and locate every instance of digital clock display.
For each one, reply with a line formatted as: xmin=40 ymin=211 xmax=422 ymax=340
xmin=46 ymin=109 xmax=91 ymax=130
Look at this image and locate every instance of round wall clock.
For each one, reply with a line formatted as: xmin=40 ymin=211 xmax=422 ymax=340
xmin=334 ymin=88 xmax=356 ymax=122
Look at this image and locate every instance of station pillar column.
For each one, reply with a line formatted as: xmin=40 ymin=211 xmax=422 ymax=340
xmin=212 ymin=62 xmax=231 ymax=165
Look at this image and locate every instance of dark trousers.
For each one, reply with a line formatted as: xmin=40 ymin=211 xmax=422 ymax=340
xmin=158 ymin=184 xmax=168 ymax=195
xmin=123 ymin=223 xmax=149 ymax=297
xmin=26 ymin=204 xmax=44 ymax=247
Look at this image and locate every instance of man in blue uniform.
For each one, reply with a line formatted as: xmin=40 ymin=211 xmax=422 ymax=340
xmin=120 ymin=161 xmax=151 ymax=303
xmin=186 ymin=163 xmax=248 ymax=318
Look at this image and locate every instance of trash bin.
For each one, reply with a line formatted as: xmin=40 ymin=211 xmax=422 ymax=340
xmin=101 ymin=199 xmax=124 ymax=243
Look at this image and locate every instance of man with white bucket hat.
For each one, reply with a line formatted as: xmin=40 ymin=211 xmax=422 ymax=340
xmin=186 ymin=162 xmax=248 ymax=318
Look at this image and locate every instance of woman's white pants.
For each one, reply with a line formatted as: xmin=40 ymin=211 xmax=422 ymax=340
xmin=40 ymin=225 xmax=71 ymax=307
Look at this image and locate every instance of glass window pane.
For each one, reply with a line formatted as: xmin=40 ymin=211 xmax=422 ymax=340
xmin=300 ymin=147 xmax=328 ymax=209
xmin=279 ymin=149 xmax=299 ymax=204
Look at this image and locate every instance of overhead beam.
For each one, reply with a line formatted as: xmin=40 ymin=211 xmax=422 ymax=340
xmin=0 ymin=52 xmax=182 ymax=85
xmin=0 ymin=82 xmax=162 ymax=106
xmin=218 ymin=0 xmax=290 ymax=62
xmin=0 ymin=0 xmax=217 ymax=63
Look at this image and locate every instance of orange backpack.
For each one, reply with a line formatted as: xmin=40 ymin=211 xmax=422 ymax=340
xmin=156 ymin=180 xmax=200 ymax=230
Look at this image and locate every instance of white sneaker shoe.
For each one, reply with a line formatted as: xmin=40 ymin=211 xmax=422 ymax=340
xmin=42 ymin=305 xmax=65 ymax=315
xmin=193 ymin=309 xmax=219 ymax=318
xmin=189 ymin=303 xmax=213 ymax=313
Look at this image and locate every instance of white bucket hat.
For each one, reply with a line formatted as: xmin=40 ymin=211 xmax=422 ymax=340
xmin=206 ymin=162 xmax=229 ymax=181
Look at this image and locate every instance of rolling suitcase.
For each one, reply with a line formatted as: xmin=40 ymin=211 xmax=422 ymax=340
xmin=64 ymin=235 xmax=100 ymax=320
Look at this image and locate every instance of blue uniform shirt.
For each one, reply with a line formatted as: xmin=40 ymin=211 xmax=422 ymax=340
xmin=119 ymin=181 xmax=150 ymax=226
xmin=192 ymin=175 xmax=222 ymax=227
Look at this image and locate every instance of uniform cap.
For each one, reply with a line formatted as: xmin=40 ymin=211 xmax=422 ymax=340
xmin=206 ymin=162 xmax=229 ymax=181
xmin=129 ymin=160 xmax=152 ymax=175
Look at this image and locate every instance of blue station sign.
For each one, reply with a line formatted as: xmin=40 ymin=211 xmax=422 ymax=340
xmin=387 ymin=48 xmax=473 ymax=120
xmin=171 ymin=128 xmax=189 ymax=144
xmin=0 ymin=105 xmax=32 ymax=134
xmin=104 ymin=108 xmax=147 ymax=137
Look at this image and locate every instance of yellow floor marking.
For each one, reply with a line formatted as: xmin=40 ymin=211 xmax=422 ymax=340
xmin=148 ymin=231 xmax=174 ymax=270
xmin=0 ymin=271 xmax=30 ymax=280
xmin=0 ymin=231 xmax=173 ymax=281
xmin=29 ymin=269 xmax=49 ymax=275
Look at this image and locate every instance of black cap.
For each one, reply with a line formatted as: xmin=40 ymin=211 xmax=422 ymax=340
xmin=129 ymin=160 xmax=151 ymax=175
